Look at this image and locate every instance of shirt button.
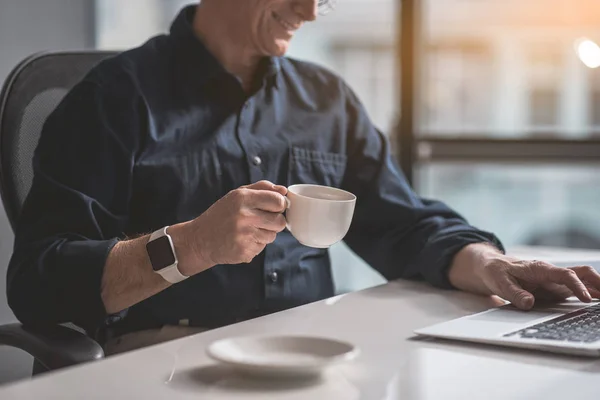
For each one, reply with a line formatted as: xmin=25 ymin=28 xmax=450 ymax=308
xmin=252 ymin=156 xmax=262 ymax=166
xmin=269 ymin=271 xmax=279 ymax=283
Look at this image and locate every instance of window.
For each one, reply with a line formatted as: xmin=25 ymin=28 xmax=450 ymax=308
xmin=422 ymin=40 xmax=493 ymax=135
xmin=421 ymin=0 xmax=600 ymax=139
xmin=417 ymin=163 xmax=600 ymax=249
xmin=330 ymin=42 xmax=397 ymax=135
xmin=526 ymin=42 xmax=563 ymax=130
xmin=588 ymin=66 xmax=600 ymax=130
xmin=529 ymin=89 xmax=559 ymax=127
xmin=414 ymin=0 xmax=600 ymax=250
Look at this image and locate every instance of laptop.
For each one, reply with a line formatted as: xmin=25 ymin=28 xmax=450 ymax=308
xmin=414 ymin=300 xmax=600 ymax=357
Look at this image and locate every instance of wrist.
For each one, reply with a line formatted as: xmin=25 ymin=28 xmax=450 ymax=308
xmin=448 ymin=242 xmax=502 ymax=295
xmin=167 ymin=222 xmax=213 ymax=276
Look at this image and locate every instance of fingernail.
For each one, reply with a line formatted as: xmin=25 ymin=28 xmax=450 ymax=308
xmin=522 ymin=295 xmax=534 ymax=309
xmin=585 ymin=290 xmax=592 ymax=300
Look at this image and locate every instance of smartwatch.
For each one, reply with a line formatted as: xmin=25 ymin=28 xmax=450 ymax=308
xmin=146 ymin=226 xmax=188 ymax=284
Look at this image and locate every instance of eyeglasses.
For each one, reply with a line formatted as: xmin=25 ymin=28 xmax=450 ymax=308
xmin=318 ymin=0 xmax=337 ymax=15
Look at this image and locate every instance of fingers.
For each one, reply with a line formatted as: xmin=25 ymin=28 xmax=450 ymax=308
xmin=247 ymin=190 xmax=287 ymax=213
xmin=528 ymin=282 xmax=571 ymax=302
xmin=243 ymin=180 xmax=288 ymax=196
xmin=570 ymin=265 xmax=600 ymax=291
xmin=571 ymin=266 xmax=600 ymax=299
xmin=496 ymin=276 xmax=536 ymax=310
xmin=546 ymin=267 xmax=592 ymax=302
xmin=252 ymin=210 xmax=287 ymax=232
xmin=235 ymin=229 xmax=276 ymax=263
xmin=234 ymin=188 xmax=286 ymax=213
xmin=243 ymin=180 xmax=274 ymax=190
xmin=236 ymin=181 xmax=287 ymax=213
xmin=253 ymin=228 xmax=278 ymax=245
xmin=242 ymin=227 xmax=276 ymax=247
xmin=511 ymin=261 xmax=593 ymax=303
xmin=479 ymin=257 xmax=600 ymax=311
xmin=273 ymin=185 xmax=288 ymax=196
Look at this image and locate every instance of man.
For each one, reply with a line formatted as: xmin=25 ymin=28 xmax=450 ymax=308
xmin=7 ymin=0 xmax=600 ymax=353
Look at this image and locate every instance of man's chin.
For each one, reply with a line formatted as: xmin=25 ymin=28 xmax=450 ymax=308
xmin=268 ymin=40 xmax=290 ymax=57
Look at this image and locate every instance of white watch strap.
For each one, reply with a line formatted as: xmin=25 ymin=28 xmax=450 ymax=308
xmin=149 ymin=226 xmax=188 ymax=284
xmin=158 ymin=264 xmax=188 ymax=284
xmin=149 ymin=226 xmax=168 ymax=241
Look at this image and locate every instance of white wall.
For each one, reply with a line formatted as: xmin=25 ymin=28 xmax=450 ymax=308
xmin=0 ymin=0 xmax=95 ymax=385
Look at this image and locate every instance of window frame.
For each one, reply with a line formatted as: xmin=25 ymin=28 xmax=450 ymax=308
xmin=396 ymin=0 xmax=600 ymax=184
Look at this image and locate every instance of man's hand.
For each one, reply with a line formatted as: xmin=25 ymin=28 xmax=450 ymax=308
xmin=449 ymin=243 xmax=600 ymax=310
xmin=101 ymin=180 xmax=287 ymax=314
xmin=478 ymin=255 xmax=600 ymax=309
xmin=176 ymin=180 xmax=288 ymax=275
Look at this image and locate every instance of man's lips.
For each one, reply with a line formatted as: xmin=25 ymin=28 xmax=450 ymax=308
xmin=272 ymin=11 xmax=301 ymax=31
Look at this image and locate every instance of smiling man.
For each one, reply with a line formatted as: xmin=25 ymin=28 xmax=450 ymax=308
xmin=7 ymin=0 xmax=600 ymax=354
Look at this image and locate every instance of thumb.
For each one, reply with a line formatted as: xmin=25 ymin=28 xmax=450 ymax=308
xmin=499 ymin=278 xmax=535 ymax=310
xmin=244 ymin=180 xmax=287 ymax=195
xmin=270 ymin=184 xmax=288 ymax=196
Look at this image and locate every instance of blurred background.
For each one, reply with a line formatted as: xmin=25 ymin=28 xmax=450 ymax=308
xmin=1 ymin=0 xmax=600 ymax=384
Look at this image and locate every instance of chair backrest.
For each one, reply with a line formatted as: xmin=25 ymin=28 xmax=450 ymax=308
xmin=0 ymin=51 xmax=117 ymax=231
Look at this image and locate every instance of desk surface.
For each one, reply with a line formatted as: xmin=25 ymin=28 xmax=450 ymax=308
xmin=2 ymin=247 xmax=600 ymax=399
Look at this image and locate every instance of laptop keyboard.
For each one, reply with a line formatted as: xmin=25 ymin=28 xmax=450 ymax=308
xmin=504 ymin=303 xmax=600 ymax=343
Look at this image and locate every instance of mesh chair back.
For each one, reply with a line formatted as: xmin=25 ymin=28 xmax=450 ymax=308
xmin=0 ymin=51 xmax=117 ymax=231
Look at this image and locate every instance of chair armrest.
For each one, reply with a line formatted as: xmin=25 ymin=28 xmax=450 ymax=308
xmin=0 ymin=323 xmax=104 ymax=371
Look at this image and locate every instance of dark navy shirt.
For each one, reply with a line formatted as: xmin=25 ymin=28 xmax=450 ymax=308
xmin=7 ymin=6 xmax=502 ymax=338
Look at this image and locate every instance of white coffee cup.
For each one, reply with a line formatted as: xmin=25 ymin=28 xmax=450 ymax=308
xmin=284 ymin=184 xmax=357 ymax=248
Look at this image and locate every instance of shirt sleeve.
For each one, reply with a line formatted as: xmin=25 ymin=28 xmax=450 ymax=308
xmin=341 ymin=85 xmax=504 ymax=289
xmin=6 ymin=76 xmax=141 ymax=333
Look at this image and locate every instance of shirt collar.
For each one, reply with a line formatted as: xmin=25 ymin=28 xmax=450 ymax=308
xmin=170 ymin=5 xmax=282 ymax=89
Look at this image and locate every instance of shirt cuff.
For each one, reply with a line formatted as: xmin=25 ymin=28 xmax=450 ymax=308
xmin=57 ymin=238 xmax=119 ymax=332
xmin=420 ymin=230 xmax=505 ymax=289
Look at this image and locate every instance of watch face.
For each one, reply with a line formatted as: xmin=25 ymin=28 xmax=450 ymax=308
xmin=146 ymin=236 xmax=176 ymax=271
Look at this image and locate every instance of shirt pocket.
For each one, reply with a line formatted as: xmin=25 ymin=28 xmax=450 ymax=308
xmin=288 ymin=147 xmax=347 ymax=189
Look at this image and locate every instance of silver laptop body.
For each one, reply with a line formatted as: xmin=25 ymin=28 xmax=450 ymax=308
xmin=415 ymin=301 xmax=600 ymax=357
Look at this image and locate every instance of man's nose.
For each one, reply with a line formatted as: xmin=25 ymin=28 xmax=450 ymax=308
xmin=293 ymin=0 xmax=318 ymax=22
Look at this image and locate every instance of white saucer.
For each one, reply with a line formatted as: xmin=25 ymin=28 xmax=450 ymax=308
xmin=206 ymin=335 xmax=359 ymax=378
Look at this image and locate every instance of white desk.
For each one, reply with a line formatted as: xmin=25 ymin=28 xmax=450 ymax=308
xmin=1 ymin=247 xmax=600 ymax=399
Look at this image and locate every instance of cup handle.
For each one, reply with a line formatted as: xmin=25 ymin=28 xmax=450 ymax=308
xmin=284 ymin=196 xmax=291 ymax=231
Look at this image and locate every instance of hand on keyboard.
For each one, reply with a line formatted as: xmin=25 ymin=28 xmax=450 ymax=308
xmin=479 ymin=256 xmax=600 ymax=310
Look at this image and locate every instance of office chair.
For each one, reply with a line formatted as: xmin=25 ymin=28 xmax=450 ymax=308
xmin=0 ymin=51 xmax=117 ymax=375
